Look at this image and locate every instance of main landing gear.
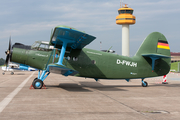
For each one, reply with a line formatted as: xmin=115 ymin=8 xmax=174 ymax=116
xmin=141 ymin=78 xmax=148 ymax=87
xmin=31 ymin=70 xmax=50 ymax=89
xmin=32 ymin=79 xmax=43 ymax=89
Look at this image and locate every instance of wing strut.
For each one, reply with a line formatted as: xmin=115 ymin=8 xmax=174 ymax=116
xmin=56 ymin=39 xmax=74 ymax=66
xmin=57 ymin=42 xmax=67 ymax=65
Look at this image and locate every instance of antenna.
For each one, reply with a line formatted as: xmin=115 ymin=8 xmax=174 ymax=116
xmin=100 ymin=41 xmax=102 ymax=50
xmin=120 ymin=0 xmax=121 ymax=8
xmin=122 ymin=0 xmax=123 ymax=7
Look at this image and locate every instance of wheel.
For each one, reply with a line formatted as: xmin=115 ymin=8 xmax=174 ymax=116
xmin=11 ymin=72 xmax=14 ymax=75
xmin=33 ymin=77 xmax=38 ymax=82
xmin=142 ymin=81 xmax=148 ymax=87
xmin=32 ymin=79 xmax=43 ymax=89
xmin=2 ymin=72 xmax=5 ymax=75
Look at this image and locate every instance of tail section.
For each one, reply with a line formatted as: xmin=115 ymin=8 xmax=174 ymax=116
xmin=135 ymin=32 xmax=170 ymax=57
xmin=135 ymin=32 xmax=171 ymax=74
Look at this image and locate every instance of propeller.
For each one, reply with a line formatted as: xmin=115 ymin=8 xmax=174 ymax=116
xmin=5 ymin=37 xmax=12 ymax=68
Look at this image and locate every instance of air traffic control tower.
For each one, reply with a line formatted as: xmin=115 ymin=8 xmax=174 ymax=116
xmin=116 ymin=4 xmax=136 ymax=57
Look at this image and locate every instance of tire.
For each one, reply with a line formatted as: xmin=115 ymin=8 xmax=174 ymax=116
xmin=142 ymin=81 xmax=148 ymax=87
xmin=32 ymin=78 xmax=38 ymax=86
xmin=33 ymin=77 xmax=38 ymax=82
xmin=32 ymin=79 xmax=43 ymax=89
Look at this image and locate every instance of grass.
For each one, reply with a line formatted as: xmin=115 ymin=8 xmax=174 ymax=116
xmin=170 ymin=62 xmax=180 ymax=72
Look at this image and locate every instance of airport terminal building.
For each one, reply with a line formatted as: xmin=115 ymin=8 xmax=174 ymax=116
xmin=171 ymin=52 xmax=180 ymax=62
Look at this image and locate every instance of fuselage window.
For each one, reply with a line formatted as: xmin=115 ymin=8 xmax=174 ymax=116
xmin=92 ymin=60 xmax=96 ymax=64
xmin=67 ymin=56 xmax=71 ymax=60
xmin=73 ymin=57 xmax=78 ymax=61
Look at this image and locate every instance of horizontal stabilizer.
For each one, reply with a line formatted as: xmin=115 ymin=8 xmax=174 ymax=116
xmin=142 ymin=53 xmax=171 ymax=72
xmin=142 ymin=53 xmax=171 ymax=59
xmin=47 ymin=64 xmax=78 ymax=76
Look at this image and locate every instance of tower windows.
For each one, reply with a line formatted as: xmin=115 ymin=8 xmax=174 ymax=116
xmin=118 ymin=10 xmax=133 ymax=14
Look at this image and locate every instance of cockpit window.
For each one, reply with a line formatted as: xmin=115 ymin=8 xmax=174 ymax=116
xmin=31 ymin=42 xmax=40 ymax=49
xmin=39 ymin=44 xmax=49 ymax=49
xmin=31 ymin=41 xmax=54 ymax=51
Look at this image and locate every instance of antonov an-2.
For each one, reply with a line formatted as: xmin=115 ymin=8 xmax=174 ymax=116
xmin=5 ymin=25 xmax=171 ymax=89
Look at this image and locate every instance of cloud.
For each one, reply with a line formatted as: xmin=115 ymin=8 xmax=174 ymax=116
xmin=0 ymin=0 xmax=180 ymax=58
xmin=0 ymin=0 xmax=119 ymax=40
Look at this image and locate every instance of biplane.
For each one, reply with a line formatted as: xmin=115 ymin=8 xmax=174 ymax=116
xmin=5 ymin=25 xmax=171 ymax=89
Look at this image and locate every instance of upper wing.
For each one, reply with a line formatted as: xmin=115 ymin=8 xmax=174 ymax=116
xmin=50 ymin=25 xmax=96 ymax=49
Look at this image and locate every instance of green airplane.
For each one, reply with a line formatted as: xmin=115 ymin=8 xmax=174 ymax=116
xmin=5 ymin=25 xmax=171 ymax=89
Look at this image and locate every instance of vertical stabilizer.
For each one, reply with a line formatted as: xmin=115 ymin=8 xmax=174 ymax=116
xmin=135 ymin=32 xmax=171 ymax=73
xmin=135 ymin=32 xmax=170 ymax=57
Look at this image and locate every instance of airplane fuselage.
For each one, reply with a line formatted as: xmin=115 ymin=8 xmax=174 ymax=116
xmin=11 ymin=46 xmax=170 ymax=79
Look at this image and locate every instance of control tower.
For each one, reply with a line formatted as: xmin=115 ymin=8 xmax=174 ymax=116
xmin=116 ymin=4 xmax=136 ymax=57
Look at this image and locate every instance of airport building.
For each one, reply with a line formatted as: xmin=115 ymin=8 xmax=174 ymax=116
xmin=171 ymin=52 xmax=180 ymax=62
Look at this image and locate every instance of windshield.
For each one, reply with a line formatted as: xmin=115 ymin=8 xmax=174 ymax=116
xmin=31 ymin=42 xmax=40 ymax=49
xmin=39 ymin=44 xmax=49 ymax=49
xmin=31 ymin=41 xmax=54 ymax=51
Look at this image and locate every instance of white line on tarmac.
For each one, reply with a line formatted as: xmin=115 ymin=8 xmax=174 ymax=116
xmin=0 ymin=72 xmax=35 ymax=113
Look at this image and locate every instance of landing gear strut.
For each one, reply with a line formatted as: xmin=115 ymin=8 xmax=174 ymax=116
xmin=31 ymin=70 xmax=50 ymax=89
xmin=142 ymin=78 xmax=148 ymax=87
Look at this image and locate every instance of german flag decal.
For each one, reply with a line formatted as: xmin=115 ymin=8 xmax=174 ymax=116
xmin=157 ymin=40 xmax=170 ymax=50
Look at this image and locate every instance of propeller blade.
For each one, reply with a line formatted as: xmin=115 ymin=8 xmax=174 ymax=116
xmin=5 ymin=54 xmax=9 ymax=69
xmin=9 ymin=36 xmax=11 ymax=51
xmin=5 ymin=36 xmax=12 ymax=69
xmin=50 ymin=28 xmax=53 ymax=40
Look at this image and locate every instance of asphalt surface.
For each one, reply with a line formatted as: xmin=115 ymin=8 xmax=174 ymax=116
xmin=0 ymin=70 xmax=180 ymax=120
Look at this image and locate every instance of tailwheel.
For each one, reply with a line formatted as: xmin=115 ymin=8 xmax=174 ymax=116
xmin=32 ymin=79 xmax=43 ymax=89
xmin=142 ymin=81 xmax=148 ymax=87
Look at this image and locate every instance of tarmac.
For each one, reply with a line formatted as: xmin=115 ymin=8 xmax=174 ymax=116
xmin=0 ymin=70 xmax=180 ymax=120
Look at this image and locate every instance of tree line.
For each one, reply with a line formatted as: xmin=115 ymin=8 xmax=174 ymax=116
xmin=0 ymin=58 xmax=5 ymax=66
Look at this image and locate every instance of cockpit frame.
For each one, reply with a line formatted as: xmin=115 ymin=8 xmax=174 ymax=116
xmin=31 ymin=41 xmax=54 ymax=51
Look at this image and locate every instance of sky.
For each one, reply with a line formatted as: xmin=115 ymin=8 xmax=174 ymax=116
xmin=0 ymin=0 xmax=180 ymax=59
